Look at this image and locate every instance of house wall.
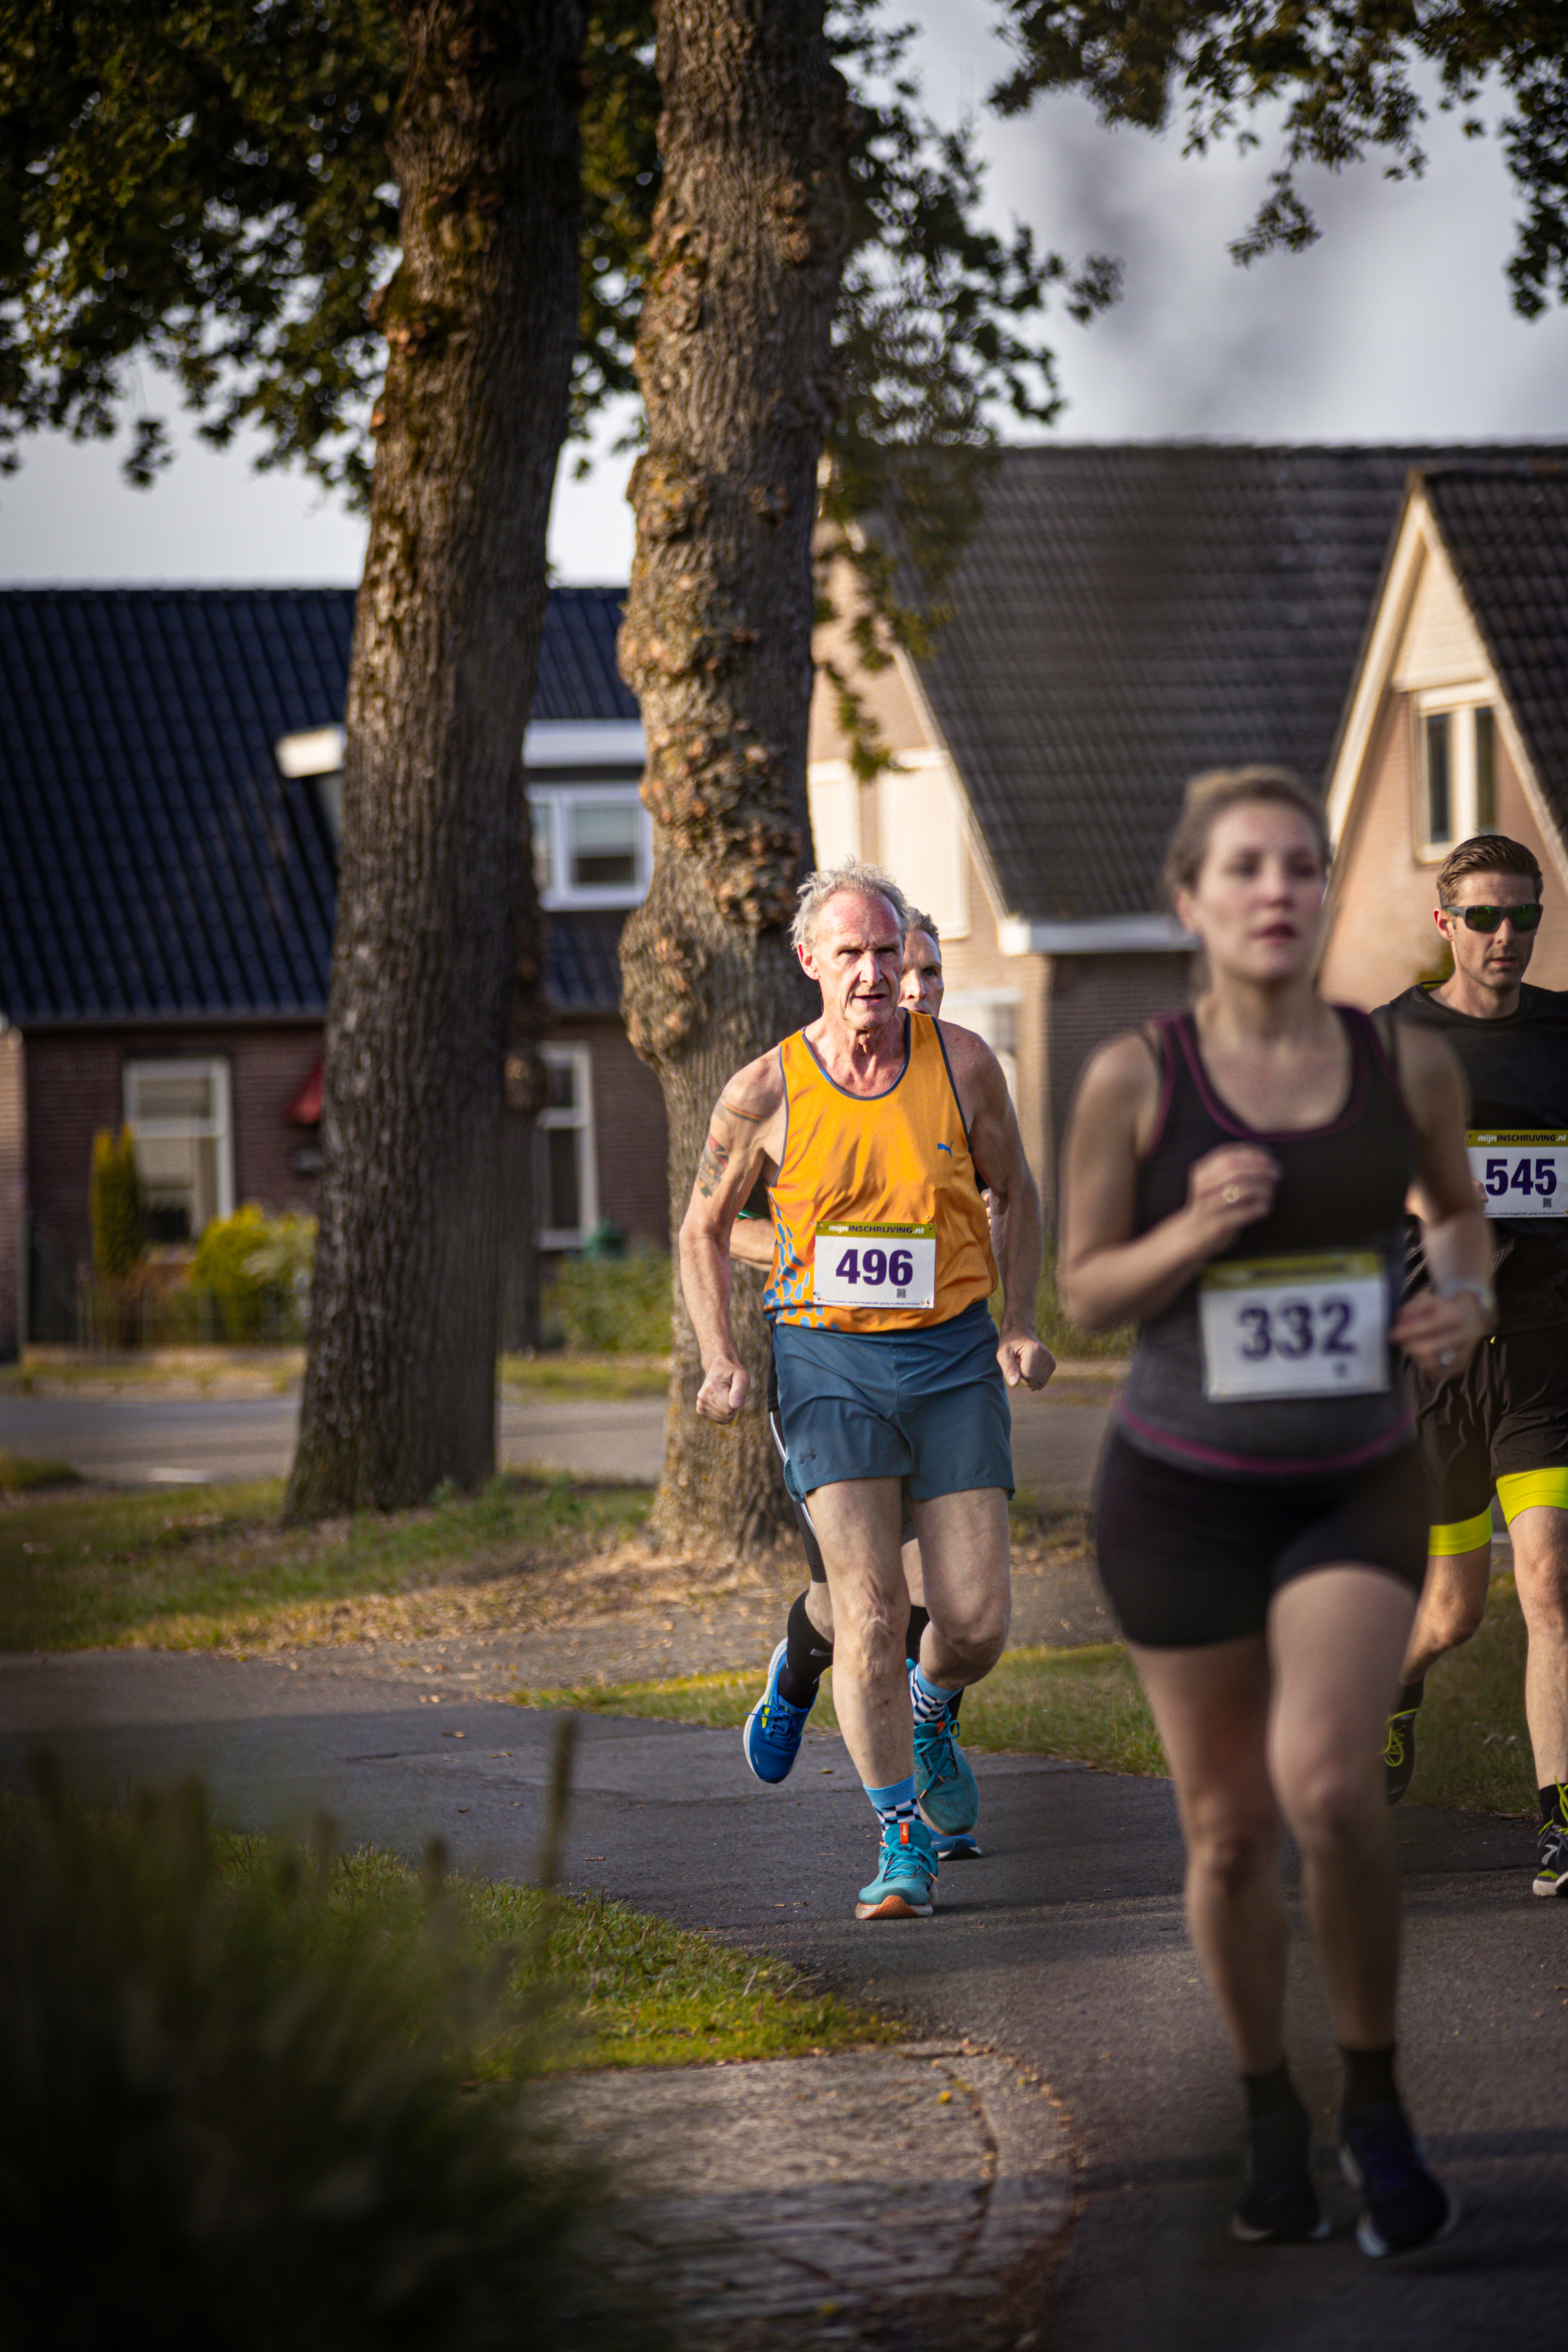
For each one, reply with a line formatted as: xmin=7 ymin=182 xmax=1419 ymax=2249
xmin=547 ymin=1014 xmax=670 ymax=1248
xmin=1046 ymin=953 xmax=1197 ymax=1218
xmin=0 ymin=1028 xmax=24 ymax=1357
xmin=23 ymin=1023 xmax=325 ymax=1285
xmin=1320 ymin=693 xmax=1568 ymax=1007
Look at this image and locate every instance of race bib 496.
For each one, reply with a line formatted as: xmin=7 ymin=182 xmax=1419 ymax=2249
xmin=1199 ymin=1250 xmax=1388 ymax=1402
xmin=813 ymin=1221 xmax=936 ymax=1312
xmin=1465 ymin=1130 xmax=1568 ymax=1218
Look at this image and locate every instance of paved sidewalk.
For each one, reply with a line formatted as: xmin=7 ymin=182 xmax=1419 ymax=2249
xmin=1 ymin=1645 xmax=1561 ymax=2350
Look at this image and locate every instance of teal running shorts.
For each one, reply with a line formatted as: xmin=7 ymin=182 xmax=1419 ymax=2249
xmin=770 ymin=1298 xmax=1014 ymax=1504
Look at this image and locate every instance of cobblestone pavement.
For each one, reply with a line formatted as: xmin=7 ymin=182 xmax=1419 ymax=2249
xmin=550 ymin=2044 xmax=1073 ymax=2344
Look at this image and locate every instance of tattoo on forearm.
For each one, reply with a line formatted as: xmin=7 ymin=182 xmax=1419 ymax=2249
xmin=696 ymin=1134 xmax=730 ymax=1196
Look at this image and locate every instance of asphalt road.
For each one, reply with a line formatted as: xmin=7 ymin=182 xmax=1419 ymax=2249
xmin=0 ymin=1383 xmax=1112 ymax=1497
xmin=1 ymin=1650 xmax=1561 ymax=2351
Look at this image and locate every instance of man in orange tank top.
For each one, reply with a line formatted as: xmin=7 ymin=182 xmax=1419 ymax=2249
xmin=680 ymin=861 xmax=1055 ymax=1921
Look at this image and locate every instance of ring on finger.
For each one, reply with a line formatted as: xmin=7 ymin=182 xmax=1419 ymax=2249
xmin=1221 ymin=1184 xmax=1241 ymax=1204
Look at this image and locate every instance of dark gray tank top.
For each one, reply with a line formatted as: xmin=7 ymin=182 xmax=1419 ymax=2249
xmin=1115 ymin=1007 xmax=1415 ymax=1479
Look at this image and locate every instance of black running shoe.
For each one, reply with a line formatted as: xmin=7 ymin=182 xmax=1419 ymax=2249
xmin=1338 ymin=2103 xmax=1458 ymax=2258
xmin=1534 ymin=1809 xmax=1568 ymax=1898
xmin=1383 ymin=1702 xmax=1420 ymax=1805
xmin=1232 ymin=2105 xmax=1329 ymax=2244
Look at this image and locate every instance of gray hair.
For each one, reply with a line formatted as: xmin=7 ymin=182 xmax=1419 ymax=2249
xmin=904 ymin=907 xmax=939 ymax=946
xmin=789 ymin=858 xmax=910 ymax=954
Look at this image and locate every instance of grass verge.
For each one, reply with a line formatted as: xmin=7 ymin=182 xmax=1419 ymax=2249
xmin=220 ymin=1831 xmax=894 ymax=2074
xmin=514 ymin=1573 xmax=1542 ymax=1818
xmin=499 ymin=1352 xmax=670 ymax=1400
xmin=0 ymin=1450 xmax=82 ymax=1493
xmin=516 ymin=1642 xmax=1167 ymax=1777
xmin=0 ymin=1472 xmax=652 ymax=1653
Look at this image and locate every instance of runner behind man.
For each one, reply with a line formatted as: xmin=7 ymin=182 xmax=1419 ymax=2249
xmin=680 ymin=861 xmax=1054 ymax=1920
xmin=733 ymin=914 xmax=985 ymax=1853
xmin=1375 ymin=834 xmax=1568 ymax=1896
xmin=1059 ymin=767 xmax=1488 ymax=2256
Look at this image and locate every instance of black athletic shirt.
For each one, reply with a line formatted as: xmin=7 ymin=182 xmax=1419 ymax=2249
xmin=1115 ymin=1007 xmax=1415 ymax=1479
xmin=1379 ymin=982 xmax=1568 ymax=1334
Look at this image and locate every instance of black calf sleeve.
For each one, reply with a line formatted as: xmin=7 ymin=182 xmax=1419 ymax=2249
xmin=779 ymin=1589 xmax=833 ymax=1707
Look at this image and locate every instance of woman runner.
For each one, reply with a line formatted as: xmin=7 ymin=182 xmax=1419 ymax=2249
xmin=1059 ymin=767 xmax=1490 ymax=2258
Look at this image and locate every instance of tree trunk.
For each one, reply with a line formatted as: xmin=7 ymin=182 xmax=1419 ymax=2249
xmin=619 ymin=0 xmax=851 ymax=1552
xmin=286 ymin=0 xmax=586 ymax=1519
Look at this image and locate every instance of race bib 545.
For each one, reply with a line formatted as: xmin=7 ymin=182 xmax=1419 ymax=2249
xmin=1199 ymin=1251 xmax=1388 ymax=1402
xmin=1465 ymin=1130 xmax=1568 ymax=1219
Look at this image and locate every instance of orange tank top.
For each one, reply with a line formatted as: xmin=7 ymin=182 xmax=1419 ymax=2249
xmin=764 ymin=1011 xmax=997 ymax=1330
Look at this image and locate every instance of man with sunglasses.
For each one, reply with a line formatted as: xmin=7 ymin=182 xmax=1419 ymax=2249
xmin=1377 ymin=833 xmax=1568 ymax=1896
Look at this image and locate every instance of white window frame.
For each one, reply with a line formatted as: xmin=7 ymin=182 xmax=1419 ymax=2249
xmin=1413 ymin=688 xmax=1496 ymax=862
xmin=535 ymin=1044 xmax=598 ymax=1249
xmin=530 ymin=782 xmax=652 ymax=909
xmin=122 ymin=1057 xmax=235 ymax=1236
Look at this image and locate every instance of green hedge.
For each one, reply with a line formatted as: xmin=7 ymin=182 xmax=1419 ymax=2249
xmin=543 ymin=1247 xmax=672 ymax=1354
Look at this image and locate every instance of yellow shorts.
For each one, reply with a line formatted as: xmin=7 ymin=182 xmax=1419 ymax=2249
xmin=1428 ymin=1467 xmax=1568 ymax=1556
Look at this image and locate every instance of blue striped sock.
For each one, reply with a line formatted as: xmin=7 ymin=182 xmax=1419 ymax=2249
xmin=909 ymin=1661 xmax=958 ymax=1726
xmin=865 ymin=1774 xmax=919 ymax=1832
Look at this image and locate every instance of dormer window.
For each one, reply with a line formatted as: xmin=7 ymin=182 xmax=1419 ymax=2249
xmin=1415 ymin=695 xmax=1496 ymax=858
xmin=530 ymin=784 xmax=652 ymax=909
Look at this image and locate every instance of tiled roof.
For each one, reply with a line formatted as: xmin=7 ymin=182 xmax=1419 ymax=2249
xmin=0 ymin=585 xmax=633 ymax=1022
xmin=908 ymin=445 xmax=1568 ymax=922
xmin=545 ymin=906 xmax=626 ymax=1014
xmin=1421 ymin=464 xmax=1568 ymax=825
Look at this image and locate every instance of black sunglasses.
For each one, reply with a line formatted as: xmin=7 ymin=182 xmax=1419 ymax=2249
xmin=1443 ymin=901 xmax=1544 ymax=935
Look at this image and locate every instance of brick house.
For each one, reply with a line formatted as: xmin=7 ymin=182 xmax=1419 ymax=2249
xmin=0 ymin=586 xmax=667 ymax=1355
xmin=806 ymin=443 xmax=1568 ymax=1218
xmin=1319 ymin=463 xmax=1568 ymax=1001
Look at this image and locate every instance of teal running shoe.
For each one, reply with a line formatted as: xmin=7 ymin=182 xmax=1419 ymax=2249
xmin=914 ymin=1704 xmax=979 ymax=1836
xmin=854 ymin=1815 xmax=938 ymax=1920
xmin=742 ymin=1639 xmax=814 ymax=1784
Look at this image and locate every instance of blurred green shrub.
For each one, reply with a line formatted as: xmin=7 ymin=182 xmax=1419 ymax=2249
xmin=0 ymin=1770 xmax=662 ymax=2352
xmin=188 ymin=1207 xmax=317 ymax=1341
xmin=543 ymin=1247 xmax=671 ymax=1354
xmin=90 ymin=1127 xmax=146 ymax=1282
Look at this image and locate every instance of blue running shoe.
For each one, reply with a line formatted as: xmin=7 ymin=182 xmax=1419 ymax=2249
xmin=742 ymin=1639 xmax=814 ymax=1784
xmin=1339 ymin=2103 xmax=1458 ymax=2258
xmin=914 ymin=1704 xmax=979 ymax=1836
xmin=854 ymin=1816 xmax=938 ymax=1919
xmin=930 ymin=1830 xmax=982 ymax=1860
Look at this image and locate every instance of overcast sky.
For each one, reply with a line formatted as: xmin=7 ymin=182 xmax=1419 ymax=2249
xmin=4 ymin=0 xmax=1566 ymax=590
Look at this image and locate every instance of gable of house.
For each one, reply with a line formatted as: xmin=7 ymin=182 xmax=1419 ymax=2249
xmin=1321 ymin=463 xmax=1568 ymax=1008
xmin=808 ymin=445 xmax=1568 ymax=1202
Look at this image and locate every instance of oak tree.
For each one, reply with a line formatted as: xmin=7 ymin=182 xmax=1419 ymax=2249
xmin=617 ymin=2 xmax=1107 ymax=1548
xmin=993 ymin=5 xmax=1568 ymax=315
xmin=2 ymin=0 xmax=588 ymax=1512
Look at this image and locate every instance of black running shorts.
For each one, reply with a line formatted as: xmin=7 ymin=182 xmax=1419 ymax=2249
xmin=1415 ymin=1323 xmax=1568 ymax=1548
xmin=1091 ymin=1428 xmax=1428 ymax=1649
